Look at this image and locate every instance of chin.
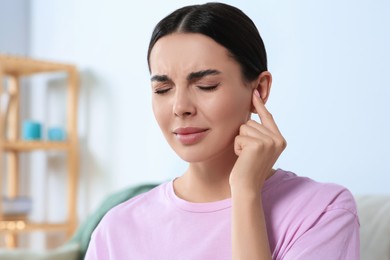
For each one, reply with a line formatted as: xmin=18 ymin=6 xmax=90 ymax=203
xmin=173 ymin=148 xmax=213 ymax=163
xmin=170 ymin=141 xmax=235 ymax=164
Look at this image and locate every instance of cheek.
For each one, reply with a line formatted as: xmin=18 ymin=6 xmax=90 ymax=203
xmin=204 ymin=90 xmax=252 ymax=125
xmin=152 ymin=99 xmax=169 ymax=130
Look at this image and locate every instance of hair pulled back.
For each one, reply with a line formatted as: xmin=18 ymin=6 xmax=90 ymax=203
xmin=147 ymin=2 xmax=268 ymax=82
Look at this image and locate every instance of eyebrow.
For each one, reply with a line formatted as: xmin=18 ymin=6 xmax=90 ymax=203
xmin=187 ymin=69 xmax=221 ymax=81
xmin=150 ymin=74 xmax=170 ymax=82
xmin=150 ymin=69 xmax=221 ymax=83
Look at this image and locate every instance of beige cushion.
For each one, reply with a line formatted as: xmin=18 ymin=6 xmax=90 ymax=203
xmin=356 ymin=195 xmax=390 ymax=260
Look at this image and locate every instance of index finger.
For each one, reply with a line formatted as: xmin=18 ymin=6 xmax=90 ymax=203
xmin=252 ymin=90 xmax=281 ymax=134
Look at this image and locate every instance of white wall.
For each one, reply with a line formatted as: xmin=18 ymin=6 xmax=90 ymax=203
xmin=0 ymin=0 xmax=29 ymax=55
xmin=2 ymin=0 xmax=389 ymax=225
xmin=0 ymin=0 xmax=30 ymax=198
xmin=0 ymin=0 xmax=32 ymax=247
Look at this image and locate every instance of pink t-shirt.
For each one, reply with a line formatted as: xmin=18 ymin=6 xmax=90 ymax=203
xmin=85 ymin=169 xmax=360 ymax=259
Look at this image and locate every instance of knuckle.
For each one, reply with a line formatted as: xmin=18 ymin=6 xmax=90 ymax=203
xmin=239 ymin=124 xmax=246 ymax=132
xmin=276 ymin=140 xmax=283 ymax=149
xmin=247 ymin=119 xmax=257 ymax=126
xmin=281 ymin=138 xmax=287 ymax=149
xmin=275 ymin=137 xmax=287 ymax=150
xmin=263 ymin=137 xmax=274 ymax=147
xmin=266 ymin=112 xmax=274 ymax=119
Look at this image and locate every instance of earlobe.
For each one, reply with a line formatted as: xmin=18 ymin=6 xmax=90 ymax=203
xmin=251 ymin=71 xmax=272 ymax=113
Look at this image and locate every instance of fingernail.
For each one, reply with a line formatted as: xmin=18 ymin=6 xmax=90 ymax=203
xmin=254 ymin=89 xmax=260 ymax=98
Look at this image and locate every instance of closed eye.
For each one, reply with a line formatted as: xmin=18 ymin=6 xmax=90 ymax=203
xmin=154 ymin=88 xmax=171 ymax=95
xmin=197 ymin=84 xmax=220 ymax=92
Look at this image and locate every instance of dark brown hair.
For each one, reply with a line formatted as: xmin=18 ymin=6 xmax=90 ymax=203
xmin=147 ymin=2 xmax=268 ymax=82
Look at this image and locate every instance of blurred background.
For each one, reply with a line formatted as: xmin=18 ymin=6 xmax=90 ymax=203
xmin=0 ymin=0 xmax=389 ymax=249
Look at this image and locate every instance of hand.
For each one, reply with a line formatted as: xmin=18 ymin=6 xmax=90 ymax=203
xmin=229 ymin=90 xmax=287 ymax=193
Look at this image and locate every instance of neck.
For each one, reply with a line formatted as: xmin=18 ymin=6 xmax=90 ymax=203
xmin=174 ymin=145 xmax=238 ymax=203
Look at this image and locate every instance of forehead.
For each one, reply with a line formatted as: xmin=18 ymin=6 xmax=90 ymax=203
xmin=149 ymin=33 xmax=239 ymax=78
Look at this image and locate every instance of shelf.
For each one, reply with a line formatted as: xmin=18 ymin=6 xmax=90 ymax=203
xmin=0 ymin=54 xmax=75 ymax=76
xmin=0 ymin=54 xmax=79 ymax=248
xmin=0 ymin=220 xmax=69 ymax=233
xmin=0 ymin=214 xmax=28 ymax=221
xmin=2 ymin=141 xmax=70 ymax=151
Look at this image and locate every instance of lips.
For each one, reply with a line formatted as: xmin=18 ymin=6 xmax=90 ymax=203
xmin=173 ymin=127 xmax=209 ymax=145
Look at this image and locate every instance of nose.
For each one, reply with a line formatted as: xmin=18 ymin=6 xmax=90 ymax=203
xmin=173 ymin=88 xmax=196 ymax=118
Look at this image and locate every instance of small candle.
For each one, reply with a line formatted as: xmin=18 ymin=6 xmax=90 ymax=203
xmin=48 ymin=127 xmax=66 ymax=141
xmin=22 ymin=120 xmax=42 ymax=140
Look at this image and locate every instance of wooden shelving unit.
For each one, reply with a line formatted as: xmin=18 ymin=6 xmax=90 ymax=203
xmin=0 ymin=54 xmax=79 ymax=248
xmin=2 ymin=141 xmax=70 ymax=151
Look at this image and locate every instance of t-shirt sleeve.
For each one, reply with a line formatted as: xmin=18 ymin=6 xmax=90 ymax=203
xmin=282 ymin=207 xmax=360 ymax=260
xmin=84 ymin=225 xmax=111 ymax=260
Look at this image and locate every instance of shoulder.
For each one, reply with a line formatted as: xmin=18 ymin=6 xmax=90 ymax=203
xmin=264 ymin=169 xmax=360 ymax=258
xmin=264 ymin=169 xmax=358 ymax=218
xmin=109 ymin=181 xmax=169 ymax=217
xmin=85 ymin=182 xmax=169 ymax=259
xmin=93 ymin=181 xmax=170 ymax=233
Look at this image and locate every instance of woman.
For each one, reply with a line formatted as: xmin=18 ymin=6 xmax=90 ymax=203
xmin=86 ymin=3 xmax=359 ymax=259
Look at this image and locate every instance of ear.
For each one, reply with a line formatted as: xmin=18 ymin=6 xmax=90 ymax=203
xmin=251 ymin=71 xmax=272 ymax=113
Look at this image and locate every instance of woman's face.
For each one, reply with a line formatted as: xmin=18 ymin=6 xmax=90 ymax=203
xmin=149 ymin=33 xmax=254 ymax=162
